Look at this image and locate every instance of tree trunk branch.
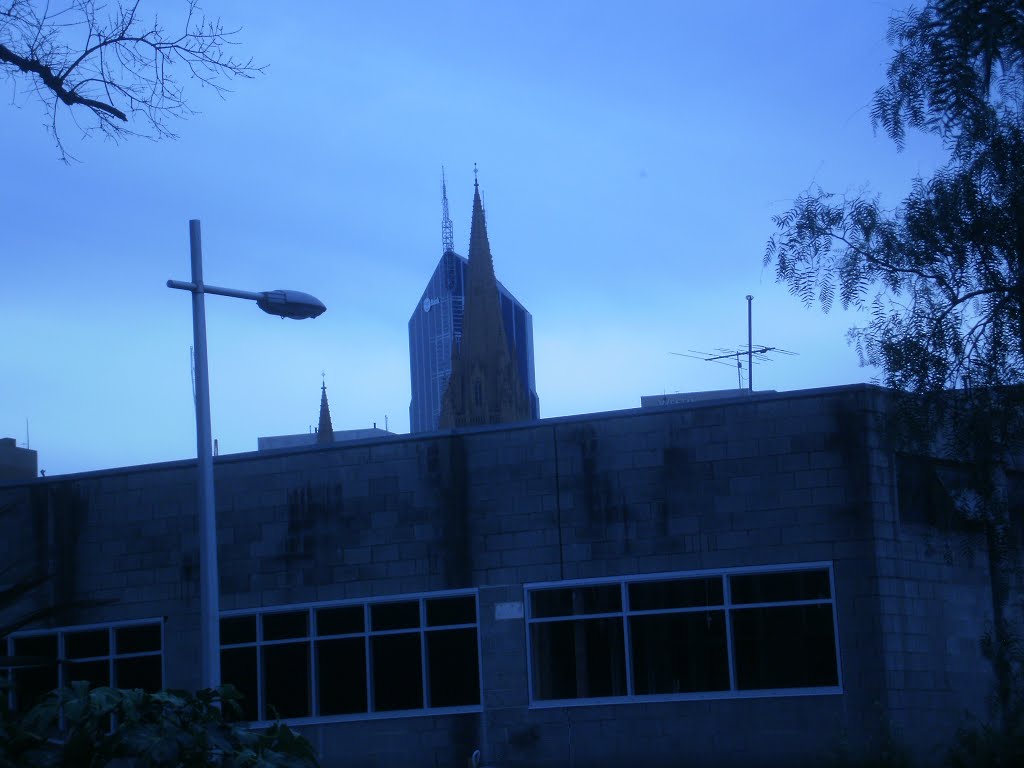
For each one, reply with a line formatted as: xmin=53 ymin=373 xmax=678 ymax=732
xmin=0 ymin=42 xmax=127 ymax=121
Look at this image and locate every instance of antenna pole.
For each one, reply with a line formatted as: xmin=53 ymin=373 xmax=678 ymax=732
xmin=441 ymin=167 xmax=454 ymax=255
xmin=746 ymin=295 xmax=753 ymax=391
xmin=441 ymin=167 xmax=456 ymax=289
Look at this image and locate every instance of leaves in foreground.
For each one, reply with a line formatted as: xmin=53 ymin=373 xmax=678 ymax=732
xmin=0 ymin=682 xmax=319 ymax=768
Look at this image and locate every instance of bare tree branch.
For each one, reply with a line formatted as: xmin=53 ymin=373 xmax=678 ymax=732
xmin=0 ymin=0 xmax=264 ymax=161
xmin=0 ymin=40 xmax=126 ymax=119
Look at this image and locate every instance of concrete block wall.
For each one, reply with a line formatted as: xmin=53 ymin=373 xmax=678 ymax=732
xmin=469 ymin=386 xmax=890 ymax=767
xmin=0 ymin=384 xmax=1007 ymax=767
xmin=872 ymin=450 xmax=997 ymax=756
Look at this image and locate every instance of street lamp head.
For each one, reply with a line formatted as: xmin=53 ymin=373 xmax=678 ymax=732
xmin=256 ymin=290 xmax=327 ymax=320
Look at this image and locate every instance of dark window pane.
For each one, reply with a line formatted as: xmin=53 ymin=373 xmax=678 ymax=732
xmin=427 ymin=628 xmax=480 ymax=707
xmin=371 ymin=633 xmax=422 ymax=710
xmin=730 ymin=570 xmax=831 ymax=604
xmin=317 ymin=638 xmax=367 ymax=715
xmin=630 ymin=611 xmax=729 ymax=694
xmin=371 ymin=601 xmax=420 ymax=631
xmin=263 ymin=642 xmax=310 ymax=719
xmin=732 ymin=604 xmax=839 ymax=690
xmin=115 ymin=656 xmax=162 ymax=692
xmin=221 ymin=616 xmax=257 ymax=645
xmin=629 ymin=578 xmax=724 ymax=611
xmin=531 ymin=585 xmax=622 ymax=619
xmin=530 ymin=618 xmax=626 ymax=700
xmin=13 ymin=634 xmax=58 ymax=658
xmin=11 ymin=635 xmax=58 ymax=714
xmin=115 ymin=624 xmax=161 ymax=654
xmin=12 ymin=664 xmax=58 ymax=713
xmin=221 ymin=647 xmax=258 ymax=721
xmin=426 ymin=596 xmax=476 ymax=627
xmin=263 ymin=611 xmax=308 ymax=641
xmin=317 ymin=606 xmax=364 ymax=636
xmin=66 ymin=659 xmax=109 ymax=688
xmin=65 ymin=629 xmax=109 ymax=659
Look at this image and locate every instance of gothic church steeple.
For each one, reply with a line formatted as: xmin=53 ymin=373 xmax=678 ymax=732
xmin=317 ymin=377 xmax=334 ymax=443
xmin=439 ymin=171 xmax=531 ymax=428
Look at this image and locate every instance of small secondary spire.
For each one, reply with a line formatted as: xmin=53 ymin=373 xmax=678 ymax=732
xmin=317 ymin=376 xmax=334 ymax=444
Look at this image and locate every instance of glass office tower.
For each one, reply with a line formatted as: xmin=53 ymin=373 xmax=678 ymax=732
xmin=409 ymin=250 xmax=538 ymax=433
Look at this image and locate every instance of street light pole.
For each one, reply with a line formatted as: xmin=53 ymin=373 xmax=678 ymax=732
xmin=188 ymin=220 xmax=220 ymax=690
xmin=169 ymin=219 xmax=326 ymax=691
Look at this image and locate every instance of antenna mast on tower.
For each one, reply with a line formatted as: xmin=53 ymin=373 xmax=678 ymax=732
xmin=441 ymin=167 xmax=456 ymax=288
xmin=441 ymin=168 xmax=455 ymax=255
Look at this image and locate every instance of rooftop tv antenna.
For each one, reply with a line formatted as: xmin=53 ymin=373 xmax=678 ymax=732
xmin=671 ymin=295 xmax=797 ymax=390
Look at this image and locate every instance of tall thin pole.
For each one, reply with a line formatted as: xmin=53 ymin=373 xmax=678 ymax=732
xmin=190 ymin=219 xmax=221 ymax=690
xmin=746 ymin=295 xmax=753 ymax=392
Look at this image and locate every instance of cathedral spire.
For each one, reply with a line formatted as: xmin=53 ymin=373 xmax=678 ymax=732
xmin=317 ymin=375 xmax=334 ymax=444
xmin=439 ymin=170 xmax=531 ymax=428
xmin=466 ymin=172 xmax=500 ymax=310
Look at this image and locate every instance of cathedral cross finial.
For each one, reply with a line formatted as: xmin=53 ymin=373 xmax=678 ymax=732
xmin=473 ymin=162 xmax=478 ymax=188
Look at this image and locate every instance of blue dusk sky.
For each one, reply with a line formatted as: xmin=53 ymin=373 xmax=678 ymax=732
xmin=2 ymin=1 xmax=946 ymax=476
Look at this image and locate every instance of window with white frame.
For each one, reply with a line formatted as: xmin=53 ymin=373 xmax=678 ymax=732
xmin=526 ymin=563 xmax=840 ymax=703
xmin=5 ymin=620 xmax=164 ymax=713
xmin=220 ymin=590 xmax=481 ymax=722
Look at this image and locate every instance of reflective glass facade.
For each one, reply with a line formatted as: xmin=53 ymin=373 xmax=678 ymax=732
xmin=409 ymin=251 xmax=538 ymax=433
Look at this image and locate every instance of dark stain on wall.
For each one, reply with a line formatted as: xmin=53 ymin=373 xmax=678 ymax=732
xmin=574 ymin=425 xmax=635 ymax=555
xmin=285 ymin=483 xmax=322 ymax=561
xmin=578 ymin=425 xmax=599 ymax=520
xmin=435 ymin=435 xmax=472 ymax=589
xmin=283 ymin=482 xmax=346 ymax=585
xmin=831 ymin=401 xmax=872 ymax=519
xmin=22 ymin=481 xmax=84 ymax=626
xmin=29 ymin=484 xmax=49 ymax=579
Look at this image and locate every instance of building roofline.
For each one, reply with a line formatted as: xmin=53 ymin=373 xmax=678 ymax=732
xmin=0 ymin=383 xmax=886 ymax=488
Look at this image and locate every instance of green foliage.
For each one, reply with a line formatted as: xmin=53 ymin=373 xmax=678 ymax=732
xmin=829 ymin=704 xmax=916 ymax=768
xmin=947 ymin=710 xmax=1024 ymax=768
xmin=0 ymin=682 xmax=319 ymax=768
xmin=764 ymin=0 xmax=1024 ymax=755
xmin=765 ymin=0 xmax=1024 ymax=430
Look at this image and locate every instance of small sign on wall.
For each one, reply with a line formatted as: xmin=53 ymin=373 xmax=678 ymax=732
xmin=495 ymin=601 xmax=524 ymax=620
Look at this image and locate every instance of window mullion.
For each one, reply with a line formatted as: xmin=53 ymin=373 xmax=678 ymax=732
xmin=829 ymin=566 xmax=843 ymax=690
xmin=159 ymin=622 xmax=166 ymax=693
xmin=621 ymin=582 xmax=634 ymax=696
xmin=723 ymin=576 xmax=737 ymax=692
xmin=420 ymin=600 xmax=429 ymax=709
xmin=58 ymin=631 xmax=66 ymax=691
xmin=364 ymin=604 xmax=374 ymax=713
xmin=5 ymin=635 xmax=13 ymax=711
xmin=308 ymin=608 xmax=317 ymax=717
xmin=108 ymin=627 xmax=115 ymax=688
xmin=58 ymin=631 xmax=66 ymax=731
xmin=256 ymin=618 xmax=265 ymax=721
